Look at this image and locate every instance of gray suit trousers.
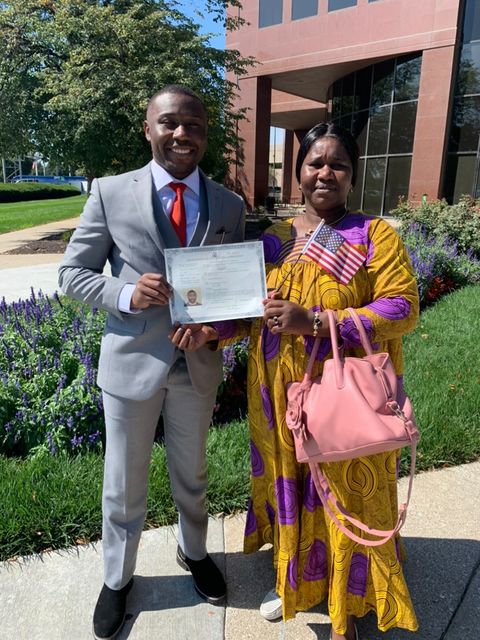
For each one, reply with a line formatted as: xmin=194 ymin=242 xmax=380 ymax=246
xmin=101 ymin=356 xmax=217 ymax=590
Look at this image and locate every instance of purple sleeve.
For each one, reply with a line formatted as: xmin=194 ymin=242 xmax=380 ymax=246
xmin=210 ymin=320 xmax=238 ymax=341
xmin=367 ymin=296 xmax=411 ymax=320
xmin=339 ymin=297 xmax=410 ymax=348
xmin=338 ymin=315 xmax=375 ymax=349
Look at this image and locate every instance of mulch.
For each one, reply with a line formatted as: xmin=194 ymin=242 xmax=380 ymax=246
xmin=5 ymin=233 xmax=69 ymax=255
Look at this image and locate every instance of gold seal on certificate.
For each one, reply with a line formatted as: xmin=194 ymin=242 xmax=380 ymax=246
xmin=164 ymin=241 xmax=267 ymax=324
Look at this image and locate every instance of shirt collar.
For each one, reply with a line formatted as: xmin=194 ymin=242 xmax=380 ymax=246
xmin=150 ymin=160 xmax=200 ymax=196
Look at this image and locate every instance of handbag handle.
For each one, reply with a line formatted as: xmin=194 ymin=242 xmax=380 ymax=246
xmin=306 ymin=308 xmax=372 ymax=388
xmin=345 ymin=307 xmax=374 ymax=355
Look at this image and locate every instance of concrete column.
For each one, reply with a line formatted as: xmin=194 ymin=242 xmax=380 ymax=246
xmin=292 ymin=130 xmax=307 ymax=204
xmin=235 ymin=76 xmax=272 ymax=209
xmin=409 ymin=45 xmax=457 ymax=201
xmin=282 ymin=130 xmax=294 ymax=203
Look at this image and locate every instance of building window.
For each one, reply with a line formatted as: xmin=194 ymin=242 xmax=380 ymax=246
xmin=292 ymin=0 xmax=318 ymax=20
xmin=332 ymin=52 xmax=422 ymax=215
xmin=445 ymin=0 xmax=480 ymax=202
xmin=462 ymin=0 xmax=480 ymax=43
xmin=328 ymin=0 xmax=357 ymax=12
xmin=259 ymin=0 xmax=283 ymax=28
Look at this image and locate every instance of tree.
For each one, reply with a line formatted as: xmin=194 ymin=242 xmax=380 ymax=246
xmin=0 ymin=0 xmax=253 ymax=185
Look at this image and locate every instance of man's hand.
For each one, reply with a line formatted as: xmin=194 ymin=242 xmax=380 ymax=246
xmin=131 ymin=273 xmax=172 ymax=310
xmin=169 ymin=323 xmax=219 ymax=351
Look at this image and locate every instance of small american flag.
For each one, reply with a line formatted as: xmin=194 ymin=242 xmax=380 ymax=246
xmin=302 ymin=220 xmax=366 ymax=284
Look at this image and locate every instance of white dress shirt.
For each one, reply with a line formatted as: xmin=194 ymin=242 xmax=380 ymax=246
xmin=118 ymin=161 xmax=201 ymax=313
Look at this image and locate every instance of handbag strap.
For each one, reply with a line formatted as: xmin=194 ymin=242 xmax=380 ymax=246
xmin=309 ymin=438 xmax=417 ymax=547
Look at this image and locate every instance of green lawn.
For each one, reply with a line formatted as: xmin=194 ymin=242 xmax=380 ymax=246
xmin=403 ymin=284 xmax=480 ymax=471
xmin=0 ymin=195 xmax=86 ymax=233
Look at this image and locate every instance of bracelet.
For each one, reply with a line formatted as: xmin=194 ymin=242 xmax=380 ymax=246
xmin=312 ymin=311 xmax=322 ymax=337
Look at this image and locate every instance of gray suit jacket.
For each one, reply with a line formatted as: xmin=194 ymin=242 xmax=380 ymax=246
xmin=58 ymin=164 xmax=245 ymax=400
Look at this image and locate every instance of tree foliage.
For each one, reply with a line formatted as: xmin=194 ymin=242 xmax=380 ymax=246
xmin=0 ymin=0 xmax=253 ymax=181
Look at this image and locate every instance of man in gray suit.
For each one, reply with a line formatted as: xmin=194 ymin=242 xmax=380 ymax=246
xmin=58 ymin=85 xmax=245 ymax=640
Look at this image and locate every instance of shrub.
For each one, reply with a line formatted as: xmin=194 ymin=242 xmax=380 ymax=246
xmin=0 ymin=292 xmax=105 ymax=457
xmin=213 ymin=338 xmax=249 ymax=424
xmin=400 ymin=223 xmax=480 ymax=306
xmin=392 ymin=196 xmax=480 ymax=257
xmin=0 ymin=183 xmax=80 ymax=203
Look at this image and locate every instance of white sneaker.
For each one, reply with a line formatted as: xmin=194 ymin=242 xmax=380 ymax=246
xmin=259 ymin=588 xmax=282 ymax=621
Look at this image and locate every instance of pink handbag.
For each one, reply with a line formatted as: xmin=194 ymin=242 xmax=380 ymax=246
xmin=285 ymin=308 xmax=419 ymax=546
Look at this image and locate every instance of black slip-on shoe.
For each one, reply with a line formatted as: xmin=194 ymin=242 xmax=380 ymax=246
xmin=92 ymin=577 xmax=133 ymax=639
xmin=176 ymin=545 xmax=226 ymax=605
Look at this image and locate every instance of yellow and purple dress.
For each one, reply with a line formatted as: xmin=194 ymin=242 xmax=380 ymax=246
xmin=216 ymin=213 xmax=419 ymax=634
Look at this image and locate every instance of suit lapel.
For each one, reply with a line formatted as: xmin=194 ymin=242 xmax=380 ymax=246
xmin=194 ymin=171 xmax=223 ymax=246
xmin=130 ymin=165 xmax=166 ymax=254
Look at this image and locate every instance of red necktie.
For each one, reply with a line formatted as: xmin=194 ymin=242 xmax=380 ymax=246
xmin=168 ymin=182 xmax=187 ymax=246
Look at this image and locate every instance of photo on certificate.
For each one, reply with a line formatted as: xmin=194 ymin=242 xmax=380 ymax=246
xmin=164 ymin=241 xmax=267 ymax=324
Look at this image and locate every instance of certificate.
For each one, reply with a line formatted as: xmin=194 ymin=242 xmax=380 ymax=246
xmin=165 ymin=241 xmax=267 ymax=324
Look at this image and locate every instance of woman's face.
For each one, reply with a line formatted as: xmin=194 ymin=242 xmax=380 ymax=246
xmin=299 ymin=136 xmax=353 ymax=218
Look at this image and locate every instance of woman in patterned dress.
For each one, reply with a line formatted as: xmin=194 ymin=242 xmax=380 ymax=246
xmin=171 ymin=122 xmax=419 ymax=639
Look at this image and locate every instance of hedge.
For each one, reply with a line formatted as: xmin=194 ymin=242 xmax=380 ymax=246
xmin=0 ymin=183 xmax=81 ymax=203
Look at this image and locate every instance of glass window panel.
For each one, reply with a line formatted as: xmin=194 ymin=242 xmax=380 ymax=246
xmin=328 ymin=0 xmax=357 ymax=11
xmin=332 ymin=80 xmax=342 ymax=118
xmin=371 ymin=59 xmax=394 ymax=107
xmin=462 ymin=0 xmax=480 ymax=44
xmin=352 ymin=110 xmax=369 ymax=156
xmin=348 ymin=158 xmax=365 ymax=212
xmin=356 ymin=66 xmax=372 ymax=111
xmin=340 ymin=114 xmax=352 ymax=132
xmin=292 ymin=0 xmax=318 ymax=20
xmin=456 ymin=43 xmax=480 ymax=95
xmin=394 ymin=54 xmax=422 ymax=102
xmin=449 ymin=96 xmax=480 ymax=152
xmin=259 ymin=0 xmax=283 ymax=28
xmin=389 ymin=102 xmax=417 ymax=154
xmin=368 ymin=105 xmax=390 ymax=155
xmin=363 ymin=158 xmax=386 ymax=215
xmin=443 ymin=155 xmax=476 ymax=203
xmin=341 ymin=73 xmax=355 ymax=115
xmin=384 ymin=156 xmax=412 ymax=213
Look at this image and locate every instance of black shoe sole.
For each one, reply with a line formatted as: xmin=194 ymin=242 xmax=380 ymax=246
xmin=176 ymin=549 xmax=226 ymax=605
xmin=92 ymin=616 xmax=125 ymax=640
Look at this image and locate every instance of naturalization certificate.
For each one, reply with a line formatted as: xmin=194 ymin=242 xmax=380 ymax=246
xmin=165 ymin=241 xmax=267 ymax=324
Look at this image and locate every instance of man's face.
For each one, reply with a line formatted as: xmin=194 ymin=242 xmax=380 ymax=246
xmin=187 ymin=290 xmax=197 ymax=304
xmin=144 ymin=92 xmax=208 ymax=179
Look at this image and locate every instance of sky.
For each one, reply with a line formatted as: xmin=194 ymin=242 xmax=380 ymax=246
xmin=177 ymin=1 xmax=226 ymax=50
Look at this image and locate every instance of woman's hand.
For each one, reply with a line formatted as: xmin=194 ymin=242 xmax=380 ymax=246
xmin=263 ymin=290 xmax=331 ymax=337
xmin=169 ymin=323 xmax=219 ymax=351
xmin=263 ymin=296 xmax=314 ymax=335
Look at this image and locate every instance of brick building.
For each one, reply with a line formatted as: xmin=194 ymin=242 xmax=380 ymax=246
xmin=227 ymin=0 xmax=480 ymax=214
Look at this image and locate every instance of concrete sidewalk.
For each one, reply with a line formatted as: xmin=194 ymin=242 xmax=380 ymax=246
xmin=1 ymin=462 xmax=478 ymax=640
xmin=1 ymin=220 xmax=479 ymax=639
xmin=0 ymin=217 xmax=80 ymax=302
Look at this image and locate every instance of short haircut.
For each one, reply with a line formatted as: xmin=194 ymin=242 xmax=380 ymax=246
xmin=146 ymin=85 xmax=206 ymax=117
xmin=295 ymin=122 xmax=360 ymax=187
